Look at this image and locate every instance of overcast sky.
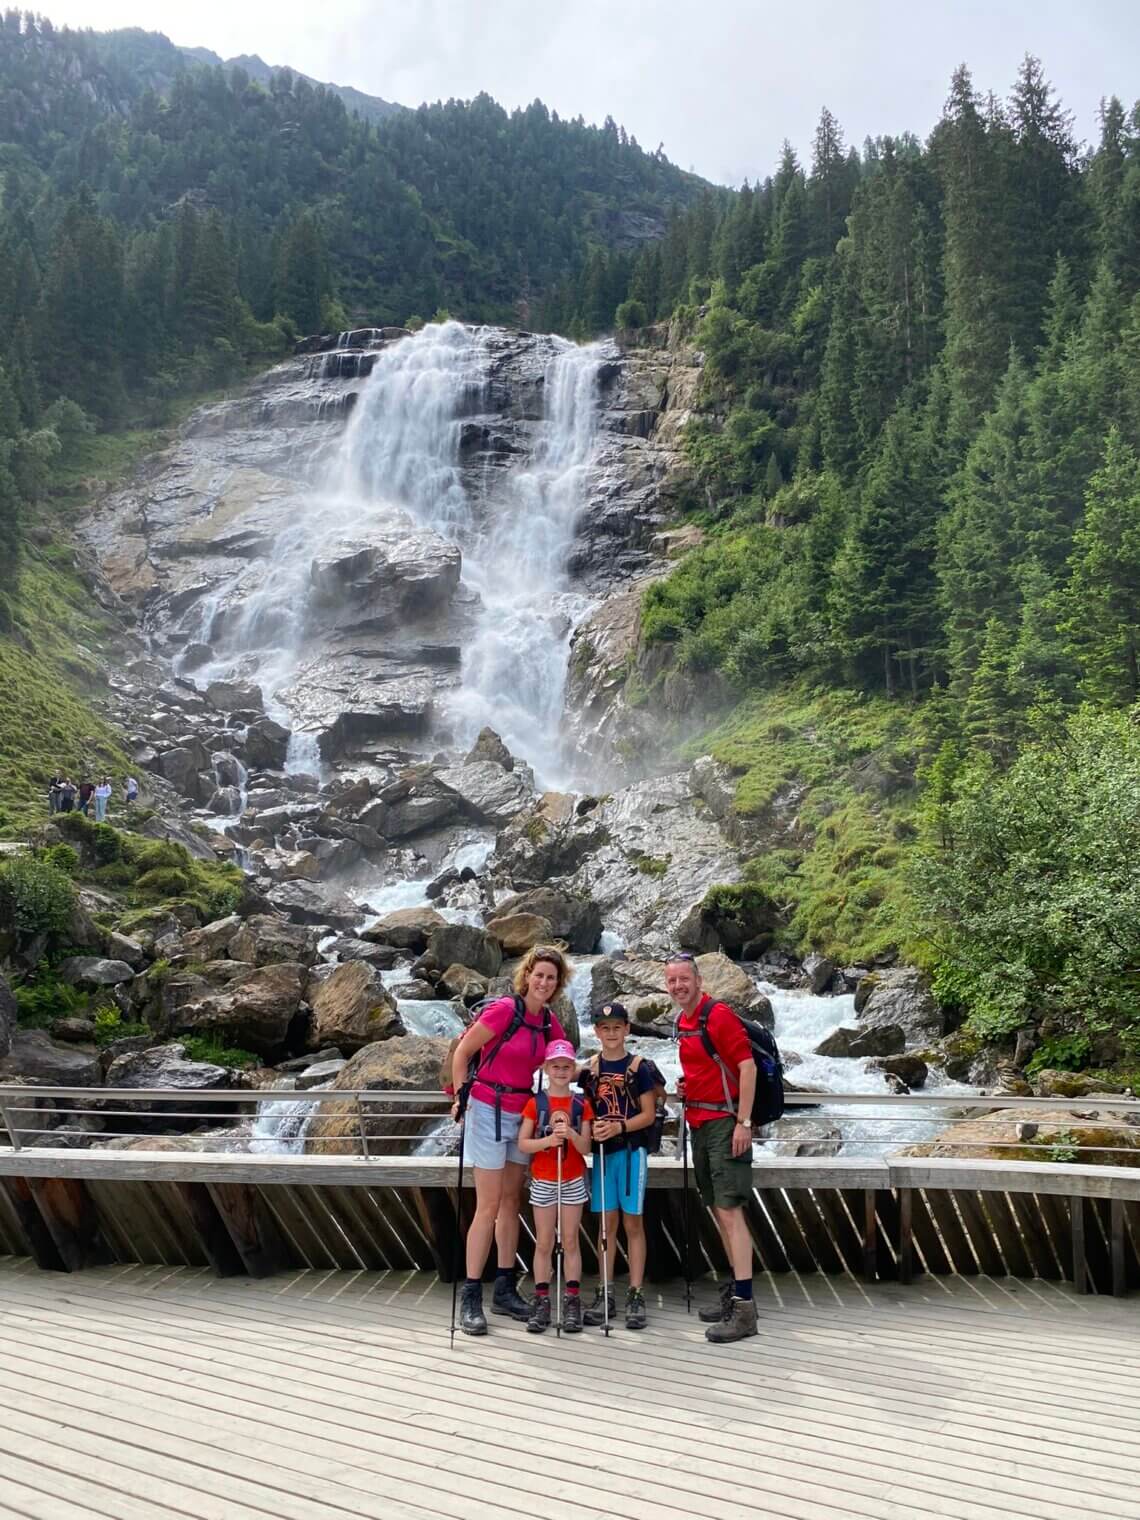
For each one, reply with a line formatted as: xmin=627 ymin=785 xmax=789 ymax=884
xmin=43 ymin=1 xmax=1140 ymax=183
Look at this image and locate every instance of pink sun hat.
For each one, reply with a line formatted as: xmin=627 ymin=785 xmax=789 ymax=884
xmin=544 ymin=1040 xmax=577 ymax=1063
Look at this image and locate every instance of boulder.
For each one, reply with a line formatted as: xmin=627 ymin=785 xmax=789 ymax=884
xmin=172 ymin=914 xmax=243 ymax=962
xmin=305 ymin=1035 xmax=450 ymax=1155
xmin=491 ymin=888 xmax=601 ymax=954
xmin=815 ymin=1024 xmax=906 ymax=1059
xmin=484 ymin=912 xmax=554 ymax=956
xmin=1032 ymin=1069 xmax=1129 ymax=1099
xmin=437 ymin=964 xmax=489 ymax=1003
xmin=1 ymin=1029 xmax=101 ymax=1086
xmin=388 ymin=979 xmax=437 ymax=1001
xmin=266 ymin=880 xmax=359 ymax=930
xmin=207 ymin=786 xmax=243 ymax=816
xmin=905 ymin=1107 xmax=1140 ymax=1168
xmin=50 ymin=1018 xmax=98 ymax=1043
xmin=383 ymin=794 xmax=458 ymax=839
xmin=228 ymin=915 xmax=321 ymax=968
xmin=0 ymin=973 xmax=16 ymax=1061
xmin=868 ymin=1054 xmax=929 ymax=1090
xmin=58 ymin=956 xmax=136 ymax=989
xmin=105 ymin=931 xmax=146 ymax=969
xmin=242 ymin=717 xmax=291 ymax=770
xmin=857 ymin=968 xmax=943 ymax=1042
xmin=361 ymin=906 xmax=446 ymax=952
xmin=206 ymin=680 xmax=264 ymax=714
xmin=173 ymin=962 xmax=308 ymax=1054
xmin=802 ymin=953 xmax=837 ymax=995
xmin=158 ymin=744 xmax=210 ymax=800
xmin=323 ymin=936 xmax=404 ymax=970
xmin=427 ymin=924 xmax=502 ymax=979
xmin=296 ymin=1057 xmax=348 ymax=1090
xmin=590 ymin=957 xmax=622 ymax=1008
xmin=768 ymin=1118 xmax=843 ymax=1157
xmin=104 ymin=1042 xmax=232 ymax=1092
xmin=434 ymin=761 xmax=533 ymax=825
xmin=308 ymin=961 xmax=404 ymax=1054
xmin=465 ymin=727 xmax=514 ymax=770
xmin=611 ymin=952 xmax=773 ymax=1026
xmin=211 ymin=751 xmax=245 ymax=789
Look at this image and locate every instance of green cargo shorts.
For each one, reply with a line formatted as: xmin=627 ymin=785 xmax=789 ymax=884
xmin=689 ymin=1116 xmax=754 ymax=1209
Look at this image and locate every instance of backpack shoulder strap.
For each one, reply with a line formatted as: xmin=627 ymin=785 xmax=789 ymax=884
xmin=535 ymin=1090 xmax=550 ymax=1132
xmin=589 ymin=1053 xmax=601 ymax=1076
xmin=571 ymin=1095 xmax=585 ymax=1130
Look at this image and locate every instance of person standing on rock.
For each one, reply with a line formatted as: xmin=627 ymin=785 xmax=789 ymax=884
xmin=93 ymin=777 xmax=113 ymax=823
xmin=667 ymin=952 xmax=759 ymax=1344
xmin=47 ymin=775 xmax=62 ymax=814
xmin=124 ymin=775 xmax=139 ymax=806
xmin=58 ymin=777 xmax=76 ymax=813
xmin=77 ymin=778 xmax=95 ymax=817
xmin=449 ymin=944 xmax=572 ymax=1336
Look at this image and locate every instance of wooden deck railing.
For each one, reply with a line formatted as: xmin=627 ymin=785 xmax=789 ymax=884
xmin=1 ymin=1086 xmax=1137 ymax=1296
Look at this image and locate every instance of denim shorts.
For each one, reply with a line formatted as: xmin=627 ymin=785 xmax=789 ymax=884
xmin=463 ymin=1096 xmax=527 ymax=1170
xmin=591 ymin=1145 xmax=648 ymax=1216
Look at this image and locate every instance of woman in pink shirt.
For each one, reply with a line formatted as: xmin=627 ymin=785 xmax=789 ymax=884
xmin=449 ymin=943 xmax=570 ymax=1336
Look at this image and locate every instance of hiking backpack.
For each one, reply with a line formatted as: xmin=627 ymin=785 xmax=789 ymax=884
xmin=534 ymin=1090 xmax=587 ymax=1138
xmin=582 ymin=1052 xmax=668 ymax=1153
xmin=677 ymin=997 xmax=785 ymax=1127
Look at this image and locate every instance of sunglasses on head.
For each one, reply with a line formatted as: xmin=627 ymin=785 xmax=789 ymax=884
xmin=533 ymin=947 xmax=565 ymax=964
xmin=666 ymin=951 xmax=697 ymax=964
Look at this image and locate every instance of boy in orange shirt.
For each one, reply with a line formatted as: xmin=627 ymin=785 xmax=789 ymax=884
xmin=518 ymin=1039 xmax=593 ymax=1333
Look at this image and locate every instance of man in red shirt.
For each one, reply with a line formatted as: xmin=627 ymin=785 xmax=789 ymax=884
xmin=667 ymin=952 xmax=758 ymax=1344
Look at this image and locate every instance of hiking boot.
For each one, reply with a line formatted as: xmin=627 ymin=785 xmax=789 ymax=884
xmin=527 ymin=1294 xmax=552 ymax=1334
xmin=491 ymin=1277 xmax=531 ymax=1321
xmin=625 ymin=1287 xmax=647 ymax=1330
xmin=562 ymin=1293 xmax=583 ymax=1334
xmin=705 ymin=1295 xmax=758 ymax=1344
xmin=459 ymin=1283 xmax=487 ymax=1337
xmin=698 ymin=1280 xmax=735 ymax=1324
xmin=582 ymin=1286 xmax=615 ymax=1327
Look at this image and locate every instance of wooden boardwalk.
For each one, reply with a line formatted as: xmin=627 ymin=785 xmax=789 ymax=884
xmin=0 ymin=1258 xmax=1135 ymax=1520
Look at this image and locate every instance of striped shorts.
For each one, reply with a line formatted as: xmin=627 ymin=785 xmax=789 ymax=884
xmin=530 ymin=1174 xmax=589 ymax=1208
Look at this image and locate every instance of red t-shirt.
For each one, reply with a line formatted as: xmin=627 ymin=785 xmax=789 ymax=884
xmin=677 ymin=996 xmax=753 ymax=1128
xmin=522 ymin=1093 xmax=593 ymax=1182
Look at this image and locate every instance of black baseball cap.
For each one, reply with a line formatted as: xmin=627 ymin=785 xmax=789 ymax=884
xmin=591 ymin=1002 xmax=629 ymax=1024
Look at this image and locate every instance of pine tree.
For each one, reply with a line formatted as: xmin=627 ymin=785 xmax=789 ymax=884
xmin=962 ymin=617 xmax=1022 ymax=760
xmin=1062 ymin=427 xmax=1140 ymax=704
xmin=1038 ymin=254 xmax=1080 ymax=368
xmin=275 ymin=213 xmax=330 ymax=334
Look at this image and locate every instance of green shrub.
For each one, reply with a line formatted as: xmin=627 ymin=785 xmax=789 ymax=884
xmin=14 ymin=971 xmax=88 ymax=1026
xmin=135 ymin=866 xmax=193 ymax=898
xmin=93 ymin=1005 xmax=148 ymax=1046
xmin=180 ymin=1035 xmax=257 ymax=1069
xmin=634 ymin=853 xmax=669 ymax=877
xmin=0 ymin=854 xmax=76 ymax=936
xmin=1025 ymin=1034 xmax=1091 ymax=1078
xmin=39 ymin=842 xmax=80 ymax=875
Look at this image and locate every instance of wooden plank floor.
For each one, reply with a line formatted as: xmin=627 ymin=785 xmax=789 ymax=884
xmin=0 ymin=1258 xmax=1136 ymax=1520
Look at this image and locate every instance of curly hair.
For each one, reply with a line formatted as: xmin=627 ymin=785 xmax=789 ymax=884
xmin=512 ymin=943 xmax=573 ymax=1000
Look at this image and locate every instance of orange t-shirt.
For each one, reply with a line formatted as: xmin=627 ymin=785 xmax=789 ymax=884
xmin=522 ymin=1093 xmax=593 ymax=1183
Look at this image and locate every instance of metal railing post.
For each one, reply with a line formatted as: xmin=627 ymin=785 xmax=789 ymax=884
xmin=0 ymin=1096 xmax=21 ymax=1151
xmin=355 ymin=1096 xmax=371 ymax=1160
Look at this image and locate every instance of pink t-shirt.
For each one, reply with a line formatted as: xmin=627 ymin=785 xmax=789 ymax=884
xmin=469 ymin=997 xmax=567 ymax=1115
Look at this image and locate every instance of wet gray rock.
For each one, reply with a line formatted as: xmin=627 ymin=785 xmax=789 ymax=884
xmin=802 ymin=953 xmax=837 ymax=996
xmin=308 ymin=961 xmax=403 ymax=1054
xmin=207 ymin=680 xmax=264 ymax=713
xmin=362 ymin=906 xmax=446 ymax=951
xmin=105 ymin=1042 xmax=232 ymax=1091
xmin=857 ymin=968 xmax=943 ymax=1042
xmin=172 ymin=961 xmax=308 ymax=1054
xmin=266 ymin=880 xmax=358 ymax=930
xmin=434 ymin=761 xmax=534 ymax=825
xmin=58 ymin=956 xmax=136 ymax=988
xmin=241 ymin=718 xmax=291 ymax=770
xmin=296 ymin=1057 xmax=348 ymax=1089
xmin=228 ymin=915 xmax=321 ymax=968
xmin=50 ymin=1018 xmax=98 ymax=1043
xmin=308 ymin=524 xmax=461 ymax=625
xmin=465 ymin=727 xmax=514 ymax=770
xmin=815 ymin=1024 xmax=906 ymax=1059
xmin=211 ymin=751 xmax=245 ymax=788
xmin=383 ymin=793 xmax=458 ymax=839
xmin=105 ymin=931 xmax=146 ymax=968
xmin=868 ymin=1054 xmax=929 ymax=1090
xmin=325 ymin=936 xmax=404 ymax=969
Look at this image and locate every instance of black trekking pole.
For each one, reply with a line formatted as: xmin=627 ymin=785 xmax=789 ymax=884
xmin=449 ymin=1089 xmax=468 ymax=1348
xmin=598 ymin=1142 xmax=610 ymax=1337
xmin=554 ymin=1135 xmax=564 ymax=1339
xmin=680 ymin=1099 xmax=692 ymax=1313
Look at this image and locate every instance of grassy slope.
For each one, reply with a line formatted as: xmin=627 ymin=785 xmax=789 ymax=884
xmin=690 ymin=684 xmax=926 ymax=964
xmin=0 ymin=425 xmax=175 ymax=836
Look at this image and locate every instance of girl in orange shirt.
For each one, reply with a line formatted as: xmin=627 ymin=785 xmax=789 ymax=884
xmin=518 ymin=1040 xmax=593 ymax=1333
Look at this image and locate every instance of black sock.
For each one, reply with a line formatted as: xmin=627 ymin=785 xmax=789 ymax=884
xmin=495 ymin=1266 xmax=514 ymax=1288
xmin=465 ymin=1277 xmax=481 ymax=1291
xmin=567 ymin=1280 xmax=580 ymax=1297
xmin=536 ymin=1282 xmax=550 ymax=1297
xmin=734 ymin=1279 xmax=753 ymax=1301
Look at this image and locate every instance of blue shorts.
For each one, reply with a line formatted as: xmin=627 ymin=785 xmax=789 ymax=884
xmin=464 ymin=1097 xmax=527 ymax=1170
xmin=591 ymin=1146 xmax=648 ymax=1216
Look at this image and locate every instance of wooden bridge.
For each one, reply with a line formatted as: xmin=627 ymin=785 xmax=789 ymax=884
xmin=1 ymin=1087 xmax=1138 ymax=1519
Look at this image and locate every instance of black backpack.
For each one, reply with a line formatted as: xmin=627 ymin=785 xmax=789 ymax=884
xmin=581 ymin=1052 xmax=668 ymax=1154
xmin=678 ymin=996 xmax=785 ymax=1127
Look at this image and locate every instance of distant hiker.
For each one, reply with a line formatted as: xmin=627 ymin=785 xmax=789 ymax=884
xmin=47 ymin=776 xmax=62 ymax=814
xmin=580 ymin=1001 xmax=661 ymax=1331
xmin=93 ymin=778 xmax=112 ymax=823
xmin=448 ymin=944 xmax=572 ymax=1336
xmin=78 ymin=779 xmax=95 ymax=817
xmin=124 ymin=775 xmax=139 ymax=806
xmin=58 ymin=777 xmax=76 ymax=813
xmin=518 ymin=1040 xmax=593 ymax=1333
xmin=667 ymin=952 xmax=758 ymax=1344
